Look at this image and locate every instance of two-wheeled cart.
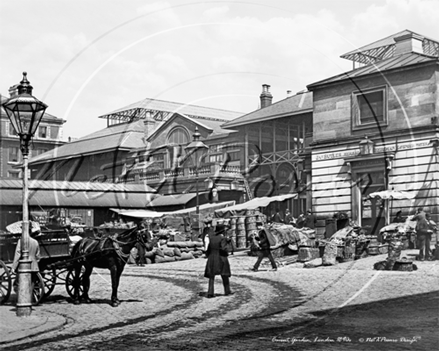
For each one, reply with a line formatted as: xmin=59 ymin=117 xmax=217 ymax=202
xmin=0 ymin=227 xmax=132 ymax=305
xmin=0 ymin=229 xmax=76 ymax=305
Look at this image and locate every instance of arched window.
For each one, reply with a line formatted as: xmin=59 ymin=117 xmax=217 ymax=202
xmin=168 ymin=127 xmax=189 ymax=145
xmin=167 ymin=127 xmax=190 ymax=168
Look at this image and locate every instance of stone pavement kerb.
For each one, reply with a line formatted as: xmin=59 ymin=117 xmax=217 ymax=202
xmin=0 ymin=306 xmax=67 ymax=344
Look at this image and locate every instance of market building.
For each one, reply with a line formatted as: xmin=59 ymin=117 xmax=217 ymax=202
xmin=307 ymin=30 xmax=439 ymax=238
xmin=220 ymin=85 xmax=313 ymax=218
xmin=27 ymin=97 xmax=243 ymax=186
xmin=3 ymin=29 xmax=437 ymax=241
xmin=17 ymin=97 xmax=244 ymax=222
xmin=120 ymin=101 xmax=244 ymax=206
xmin=0 ymin=179 xmax=157 ymax=229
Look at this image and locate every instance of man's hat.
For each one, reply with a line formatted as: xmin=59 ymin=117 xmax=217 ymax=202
xmin=215 ymin=223 xmax=226 ymax=234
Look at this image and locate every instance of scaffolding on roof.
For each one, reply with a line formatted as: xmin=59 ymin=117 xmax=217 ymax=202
xmin=98 ymin=97 xmax=243 ymax=126
xmin=341 ymin=30 xmax=439 ymax=65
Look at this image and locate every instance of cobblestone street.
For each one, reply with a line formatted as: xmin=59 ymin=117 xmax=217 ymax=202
xmin=1 ymin=250 xmax=438 ymax=351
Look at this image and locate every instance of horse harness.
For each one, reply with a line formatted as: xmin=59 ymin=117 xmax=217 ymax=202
xmin=75 ymin=231 xmax=142 ymax=263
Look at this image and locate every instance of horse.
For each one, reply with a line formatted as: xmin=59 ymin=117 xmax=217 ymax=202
xmin=70 ymin=226 xmax=156 ymax=307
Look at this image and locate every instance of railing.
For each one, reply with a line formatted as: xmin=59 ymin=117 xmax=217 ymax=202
xmin=164 ymin=169 xmax=184 ymax=178
xmin=143 ymin=172 xmax=160 ymax=181
xmin=133 ymin=163 xmax=243 ymax=183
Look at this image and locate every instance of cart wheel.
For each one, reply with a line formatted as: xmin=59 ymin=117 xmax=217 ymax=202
xmin=40 ymin=268 xmax=57 ymax=299
xmin=65 ymin=266 xmax=85 ymax=299
xmin=32 ymin=273 xmax=45 ymax=306
xmin=0 ymin=261 xmax=12 ymax=304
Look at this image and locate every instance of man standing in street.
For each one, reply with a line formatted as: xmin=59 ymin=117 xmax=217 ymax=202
xmin=411 ymin=207 xmax=430 ymax=261
xmin=250 ymin=223 xmax=277 ymax=272
xmin=12 ymin=225 xmax=41 ymax=291
xmin=204 ymin=222 xmax=233 ymax=298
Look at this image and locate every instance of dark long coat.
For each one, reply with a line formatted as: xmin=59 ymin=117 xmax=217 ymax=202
xmin=204 ymin=232 xmax=231 ymax=278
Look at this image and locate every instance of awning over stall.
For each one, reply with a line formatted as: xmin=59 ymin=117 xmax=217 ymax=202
xmin=111 ymin=201 xmax=236 ymax=218
xmin=0 ymin=180 xmax=158 ymax=208
xmin=148 ymin=193 xmax=199 ymax=207
xmin=215 ymin=194 xmax=298 ymax=214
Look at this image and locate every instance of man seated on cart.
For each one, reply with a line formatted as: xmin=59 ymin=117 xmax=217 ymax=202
xmin=12 ymin=226 xmax=41 ymax=290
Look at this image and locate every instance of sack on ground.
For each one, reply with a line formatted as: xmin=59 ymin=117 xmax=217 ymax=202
xmin=155 ymin=256 xmax=176 ymax=263
xmin=162 ymin=247 xmax=175 ymax=257
xmin=128 ymin=247 xmax=138 ymax=264
xmin=303 ymin=258 xmax=322 ymax=268
xmin=322 ymin=242 xmax=338 ymax=266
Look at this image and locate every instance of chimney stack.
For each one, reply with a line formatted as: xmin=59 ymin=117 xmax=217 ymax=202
xmin=260 ymin=84 xmax=273 ymax=108
xmin=143 ymin=111 xmax=156 ymax=146
xmin=394 ymin=32 xmax=423 ymax=56
xmin=286 ymin=90 xmax=292 ymax=97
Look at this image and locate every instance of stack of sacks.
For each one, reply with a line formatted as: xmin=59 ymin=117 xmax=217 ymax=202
xmin=138 ymin=241 xmax=204 ymax=264
xmin=167 ymin=241 xmax=204 ymax=259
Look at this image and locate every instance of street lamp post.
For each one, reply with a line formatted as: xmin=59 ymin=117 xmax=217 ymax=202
xmin=2 ymin=72 xmax=47 ymax=317
xmin=185 ymin=127 xmax=208 ymax=232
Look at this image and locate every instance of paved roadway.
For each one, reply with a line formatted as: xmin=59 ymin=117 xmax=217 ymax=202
xmin=1 ymin=249 xmax=438 ymax=351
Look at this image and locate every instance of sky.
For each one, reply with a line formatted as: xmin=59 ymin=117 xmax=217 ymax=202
xmin=0 ymin=0 xmax=438 ymax=140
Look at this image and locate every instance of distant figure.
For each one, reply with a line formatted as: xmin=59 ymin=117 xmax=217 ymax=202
xmin=426 ymin=213 xmax=438 ymax=233
xmin=296 ymin=213 xmax=306 ymax=228
xmin=392 ymin=210 xmax=406 ymax=223
xmin=304 ymin=209 xmax=316 ymax=229
xmin=271 ymin=208 xmax=283 ymax=224
xmin=224 ymin=226 xmax=235 ymax=255
xmin=204 ymin=223 xmax=233 ymax=298
xmin=284 ymin=209 xmax=295 ymax=226
xmin=411 ymin=207 xmax=430 ymax=261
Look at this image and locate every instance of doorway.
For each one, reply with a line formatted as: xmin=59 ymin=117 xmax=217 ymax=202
xmin=356 ymin=170 xmax=385 ymax=237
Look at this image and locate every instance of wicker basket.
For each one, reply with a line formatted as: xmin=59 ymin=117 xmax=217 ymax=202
xmin=368 ymin=245 xmax=379 ymax=255
xmin=246 ymin=223 xmax=257 ymax=231
xmin=245 ymin=216 xmax=256 ymax=223
xmin=236 ymin=235 xmax=246 ymax=248
xmin=237 ymin=223 xmax=246 ymax=230
xmin=378 ymin=244 xmax=389 ymax=254
xmin=343 ymin=245 xmax=355 ymax=261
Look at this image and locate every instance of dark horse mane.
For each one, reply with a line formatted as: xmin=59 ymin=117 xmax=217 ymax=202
xmin=70 ymin=225 xmax=156 ymax=307
xmin=71 ymin=226 xmax=138 ymax=263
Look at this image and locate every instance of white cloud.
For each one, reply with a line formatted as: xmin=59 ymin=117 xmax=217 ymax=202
xmin=350 ymin=0 xmax=439 ymax=46
xmin=202 ymin=6 xmax=230 ymax=19
xmin=154 ymin=52 xmax=192 ymax=77
xmin=135 ymin=1 xmax=181 ymax=27
xmin=212 ymin=56 xmax=259 ymax=71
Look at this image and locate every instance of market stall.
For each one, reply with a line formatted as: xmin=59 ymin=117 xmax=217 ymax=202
xmin=214 ymin=194 xmax=317 ymax=254
xmin=109 ymin=202 xmax=235 ymax=265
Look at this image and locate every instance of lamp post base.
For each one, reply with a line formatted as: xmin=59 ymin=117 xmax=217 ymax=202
xmin=16 ymin=259 xmax=33 ymax=317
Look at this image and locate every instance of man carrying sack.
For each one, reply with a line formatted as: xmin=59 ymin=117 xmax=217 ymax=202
xmin=250 ymin=222 xmax=277 ymax=272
